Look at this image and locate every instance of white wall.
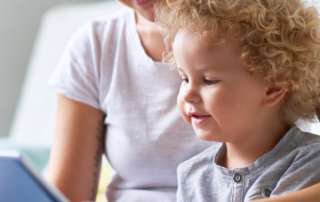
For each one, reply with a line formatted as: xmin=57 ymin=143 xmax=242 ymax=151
xmin=0 ymin=0 xmax=103 ymax=136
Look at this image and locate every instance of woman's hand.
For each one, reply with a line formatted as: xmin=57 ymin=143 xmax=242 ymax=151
xmin=48 ymin=94 xmax=106 ymax=202
xmin=256 ymin=183 xmax=320 ymax=202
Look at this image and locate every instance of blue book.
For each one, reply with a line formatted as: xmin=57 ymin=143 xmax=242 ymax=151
xmin=0 ymin=150 xmax=69 ymax=202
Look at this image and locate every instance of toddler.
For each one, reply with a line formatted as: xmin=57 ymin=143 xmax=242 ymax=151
xmin=156 ymin=0 xmax=320 ymax=201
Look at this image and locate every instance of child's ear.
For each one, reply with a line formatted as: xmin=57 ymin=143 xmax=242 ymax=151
xmin=263 ymin=87 xmax=286 ymax=107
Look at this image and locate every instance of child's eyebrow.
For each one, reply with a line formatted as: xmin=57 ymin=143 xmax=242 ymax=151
xmin=178 ymin=66 xmax=224 ymax=73
xmin=195 ymin=67 xmax=211 ymax=71
xmin=198 ymin=66 xmax=225 ymax=73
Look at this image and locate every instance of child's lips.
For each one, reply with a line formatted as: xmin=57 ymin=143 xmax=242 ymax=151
xmin=191 ymin=114 xmax=210 ymax=119
xmin=187 ymin=112 xmax=211 ymax=124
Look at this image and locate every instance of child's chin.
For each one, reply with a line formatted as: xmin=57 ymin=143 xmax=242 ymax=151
xmin=196 ymin=133 xmax=218 ymax=142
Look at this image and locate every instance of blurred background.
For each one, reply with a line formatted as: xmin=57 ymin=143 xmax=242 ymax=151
xmin=0 ymin=1 xmax=122 ymax=201
xmin=0 ymin=0 xmax=104 ymax=137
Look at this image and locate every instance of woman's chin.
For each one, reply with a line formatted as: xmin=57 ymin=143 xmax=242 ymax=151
xmin=137 ymin=9 xmax=155 ymax=22
xmin=132 ymin=0 xmax=152 ymax=6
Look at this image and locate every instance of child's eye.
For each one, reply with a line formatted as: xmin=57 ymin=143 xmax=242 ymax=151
xmin=204 ymin=79 xmax=219 ymax=85
xmin=181 ymin=78 xmax=189 ymax=83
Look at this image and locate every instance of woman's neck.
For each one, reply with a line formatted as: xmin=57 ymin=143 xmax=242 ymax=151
xmin=135 ymin=12 xmax=166 ymax=62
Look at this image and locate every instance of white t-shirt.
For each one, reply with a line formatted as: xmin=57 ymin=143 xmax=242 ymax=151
xmin=49 ymin=7 xmax=214 ymax=202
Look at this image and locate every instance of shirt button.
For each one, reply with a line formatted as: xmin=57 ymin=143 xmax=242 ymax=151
xmin=233 ymin=174 xmax=242 ymax=182
xmin=264 ymin=189 xmax=271 ymax=197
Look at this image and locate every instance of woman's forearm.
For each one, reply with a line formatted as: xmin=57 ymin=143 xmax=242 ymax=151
xmin=48 ymin=95 xmax=106 ymax=201
xmin=256 ymin=183 xmax=320 ymax=202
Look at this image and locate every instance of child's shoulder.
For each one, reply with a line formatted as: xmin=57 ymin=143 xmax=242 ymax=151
xmin=259 ymin=128 xmax=320 ymax=197
xmin=291 ymin=128 xmax=320 ymax=153
xmin=279 ymin=127 xmax=320 ymax=167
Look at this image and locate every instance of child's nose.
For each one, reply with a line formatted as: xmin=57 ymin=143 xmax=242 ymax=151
xmin=182 ymin=85 xmax=201 ymax=104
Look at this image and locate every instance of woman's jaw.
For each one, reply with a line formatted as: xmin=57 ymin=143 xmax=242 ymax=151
xmin=118 ymin=0 xmax=156 ymax=22
xmin=132 ymin=0 xmax=152 ymax=6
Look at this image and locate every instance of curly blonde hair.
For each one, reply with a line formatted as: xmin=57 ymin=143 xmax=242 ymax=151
xmin=155 ymin=0 xmax=320 ymax=125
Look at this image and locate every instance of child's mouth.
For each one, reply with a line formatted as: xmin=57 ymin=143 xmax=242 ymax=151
xmin=187 ymin=112 xmax=211 ymax=124
xmin=191 ymin=115 xmax=211 ymax=125
xmin=192 ymin=115 xmax=208 ymax=119
xmin=187 ymin=112 xmax=209 ymax=118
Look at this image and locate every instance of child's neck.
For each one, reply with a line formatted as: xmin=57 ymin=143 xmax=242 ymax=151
xmin=220 ymin=121 xmax=288 ymax=170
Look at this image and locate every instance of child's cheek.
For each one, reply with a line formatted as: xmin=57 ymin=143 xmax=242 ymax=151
xmin=177 ymin=91 xmax=191 ymax=125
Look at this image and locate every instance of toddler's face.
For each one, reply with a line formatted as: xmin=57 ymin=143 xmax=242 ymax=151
xmin=174 ymin=28 xmax=268 ymax=142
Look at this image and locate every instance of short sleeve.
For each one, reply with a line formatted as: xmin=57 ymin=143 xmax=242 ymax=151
xmin=48 ymin=22 xmax=101 ymax=110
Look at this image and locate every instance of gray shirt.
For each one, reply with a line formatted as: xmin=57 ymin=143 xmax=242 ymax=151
xmin=177 ymin=127 xmax=320 ymax=202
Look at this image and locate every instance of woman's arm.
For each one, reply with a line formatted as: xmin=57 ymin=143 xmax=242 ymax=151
xmin=48 ymin=94 xmax=105 ymax=202
xmin=256 ymin=183 xmax=320 ymax=202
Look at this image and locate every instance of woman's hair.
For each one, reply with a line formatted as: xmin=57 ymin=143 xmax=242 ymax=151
xmin=155 ymin=0 xmax=320 ymax=125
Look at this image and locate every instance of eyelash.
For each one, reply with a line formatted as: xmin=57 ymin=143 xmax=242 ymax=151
xmin=181 ymin=78 xmax=220 ymax=85
xmin=204 ymin=79 xmax=219 ymax=85
xmin=182 ymin=78 xmax=189 ymax=83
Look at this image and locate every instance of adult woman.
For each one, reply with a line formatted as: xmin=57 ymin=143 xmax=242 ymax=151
xmin=47 ymin=0 xmax=320 ymax=201
xmin=47 ymin=0 xmax=212 ymax=201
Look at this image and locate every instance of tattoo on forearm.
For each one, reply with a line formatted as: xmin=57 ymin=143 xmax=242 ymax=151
xmin=90 ymin=120 xmax=104 ymax=201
